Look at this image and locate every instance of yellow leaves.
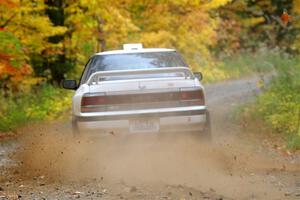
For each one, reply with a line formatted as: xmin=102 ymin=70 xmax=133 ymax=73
xmin=17 ymin=15 xmax=66 ymax=37
xmin=141 ymin=31 xmax=176 ymax=48
xmin=65 ymin=0 xmax=234 ymax=71
xmin=294 ymin=0 xmax=300 ymax=14
xmin=168 ymin=0 xmax=231 ymax=9
xmin=203 ymin=0 xmax=232 ymax=9
xmin=127 ymin=0 xmax=232 ymax=70
xmin=44 ymin=92 xmax=72 ymax=120
xmin=171 ymin=9 xmax=217 ymax=67
xmin=292 ymin=0 xmax=300 ymax=41
xmin=256 ymin=83 xmax=300 ymax=136
xmin=241 ymin=17 xmax=265 ymax=27
xmin=65 ymin=0 xmax=138 ymax=52
xmin=2 ymin=0 xmax=67 ymax=54
xmin=200 ymin=66 xmax=229 ymax=82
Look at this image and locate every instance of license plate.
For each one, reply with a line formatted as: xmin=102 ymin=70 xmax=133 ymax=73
xmin=129 ymin=118 xmax=160 ymax=133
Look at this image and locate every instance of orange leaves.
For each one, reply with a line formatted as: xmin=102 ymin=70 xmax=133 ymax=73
xmin=20 ymin=64 xmax=31 ymax=75
xmin=0 ymin=0 xmax=17 ymax=8
xmin=0 ymin=52 xmax=32 ymax=84
xmin=0 ymin=31 xmax=33 ymax=89
xmin=0 ymin=52 xmax=12 ymax=60
xmin=281 ymin=11 xmax=290 ymax=25
xmin=0 ymin=52 xmax=16 ymax=76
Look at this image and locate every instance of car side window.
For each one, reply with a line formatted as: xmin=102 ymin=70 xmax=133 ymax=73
xmin=80 ymin=58 xmax=93 ymax=85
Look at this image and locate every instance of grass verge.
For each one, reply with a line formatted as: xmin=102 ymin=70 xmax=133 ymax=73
xmin=239 ymin=55 xmax=300 ymax=150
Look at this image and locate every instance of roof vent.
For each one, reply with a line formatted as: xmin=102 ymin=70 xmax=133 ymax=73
xmin=123 ymin=43 xmax=143 ymax=51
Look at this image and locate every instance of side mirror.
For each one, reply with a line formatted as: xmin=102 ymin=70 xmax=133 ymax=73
xmin=193 ymin=72 xmax=203 ymax=81
xmin=62 ymin=80 xmax=77 ymax=90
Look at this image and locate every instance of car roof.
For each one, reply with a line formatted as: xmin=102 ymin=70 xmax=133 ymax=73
xmin=94 ymin=48 xmax=176 ymax=56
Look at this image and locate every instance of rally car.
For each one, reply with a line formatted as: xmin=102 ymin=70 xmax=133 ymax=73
xmin=63 ymin=44 xmax=211 ymax=138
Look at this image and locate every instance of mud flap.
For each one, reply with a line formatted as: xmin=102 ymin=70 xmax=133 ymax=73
xmin=72 ymin=117 xmax=80 ymax=136
xmin=203 ymin=110 xmax=212 ymax=141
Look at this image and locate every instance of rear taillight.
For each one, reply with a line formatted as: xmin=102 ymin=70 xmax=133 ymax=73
xmin=180 ymin=89 xmax=205 ymax=105
xmin=180 ymin=90 xmax=203 ymax=100
xmin=81 ymin=96 xmax=107 ymax=106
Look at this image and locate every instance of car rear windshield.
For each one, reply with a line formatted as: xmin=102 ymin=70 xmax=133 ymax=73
xmin=80 ymin=51 xmax=187 ymax=84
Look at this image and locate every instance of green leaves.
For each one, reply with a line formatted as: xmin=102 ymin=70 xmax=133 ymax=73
xmin=0 ymin=31 xmax=25 ymax=67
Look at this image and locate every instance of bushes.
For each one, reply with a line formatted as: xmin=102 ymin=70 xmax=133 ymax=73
xmin=0 ymin=85 xmax=72 ymax=132
xmin=241 ymin=56 xmax=300 ymax=150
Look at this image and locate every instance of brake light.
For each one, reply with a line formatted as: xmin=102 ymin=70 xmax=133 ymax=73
xmin=81 ymin=96 xmax=107 ymax=106
xmin=181 ymin=92 xmax=190 ymax=99
xmin=180 ymin=90 xmax=204 ymax=101
xmin=179 ymin=89 xmax=205 ymax=106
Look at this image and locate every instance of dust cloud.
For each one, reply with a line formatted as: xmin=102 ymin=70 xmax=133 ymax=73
xmin=17 ymin=128 xmax=230 ymax=183
xmin=13 ymin=123 xmax=291 ymax=199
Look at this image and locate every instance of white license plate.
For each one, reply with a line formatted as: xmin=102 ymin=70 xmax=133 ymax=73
xmin=129 ymin=118 xmax=160 ymax=133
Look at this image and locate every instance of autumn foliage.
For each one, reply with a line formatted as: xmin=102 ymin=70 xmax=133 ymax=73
xmin=2 ymin=0 xmax=300 ymax=88
xmin=0 ymin=31 xmax=32 ymax=89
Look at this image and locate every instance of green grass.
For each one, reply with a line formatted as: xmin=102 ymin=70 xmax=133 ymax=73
xmin=0 ymin=85 xmax=72 ymax=132
xmin=287 ymin=134 xmax=300 ymax=150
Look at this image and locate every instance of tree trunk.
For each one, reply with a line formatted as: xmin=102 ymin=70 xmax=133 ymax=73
xmin=95 ymin=16 xmax=106 ymax=52
xmin=44 ymin=0 xmax=68 ymax=84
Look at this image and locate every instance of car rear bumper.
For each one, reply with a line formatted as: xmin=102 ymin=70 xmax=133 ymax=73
xmin=73 ymin=106 xmax=208 ymax=134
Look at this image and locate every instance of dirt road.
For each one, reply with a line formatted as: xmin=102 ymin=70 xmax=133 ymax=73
xmin=1 ymin=76 xmax=300 ymax=200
